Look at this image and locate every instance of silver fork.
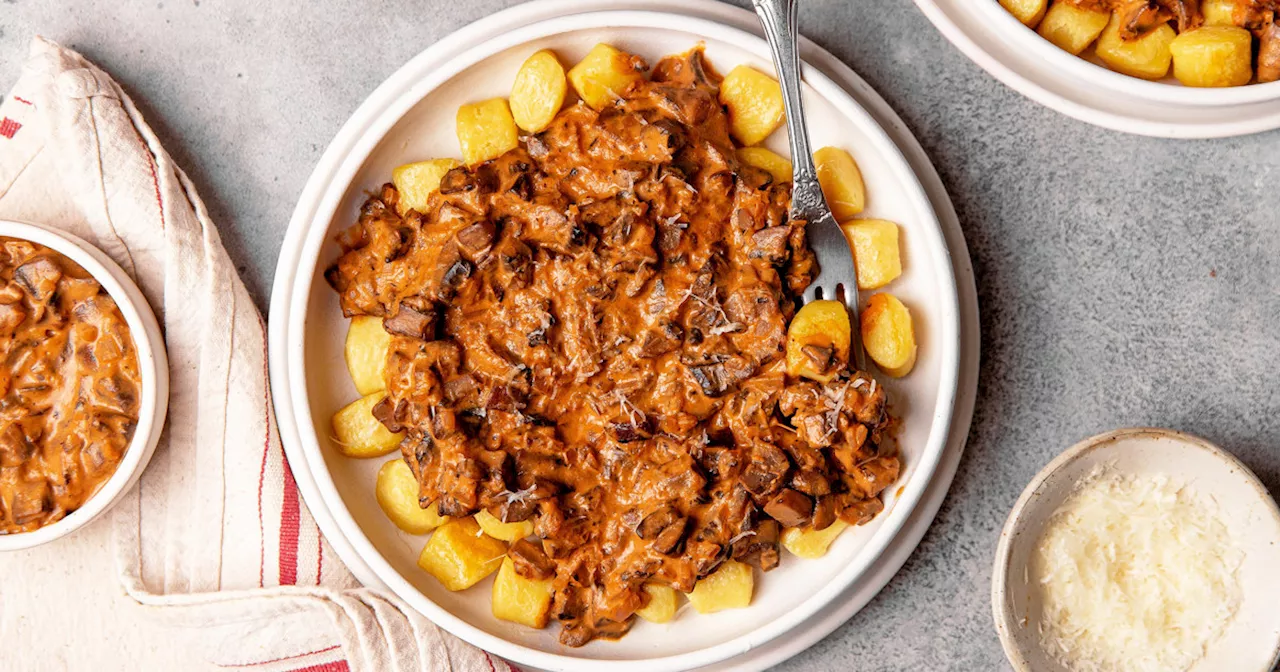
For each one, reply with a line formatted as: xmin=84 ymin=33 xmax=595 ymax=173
xmin=752 ymin=0 xmax=865 ymax=370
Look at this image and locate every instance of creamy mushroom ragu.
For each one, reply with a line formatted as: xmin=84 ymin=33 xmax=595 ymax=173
xmin=0 ymin=238 xmax=140 ymax=534
xmin=327 ymin=49 xmax=899 ymax=646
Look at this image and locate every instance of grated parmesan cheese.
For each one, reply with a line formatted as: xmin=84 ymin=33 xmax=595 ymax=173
xmin=1030 ymin=470 xmax=1243 ymax=672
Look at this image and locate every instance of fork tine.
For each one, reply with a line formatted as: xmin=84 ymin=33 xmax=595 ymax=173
xmin=834 ymin=282 xmax=868 ymax=372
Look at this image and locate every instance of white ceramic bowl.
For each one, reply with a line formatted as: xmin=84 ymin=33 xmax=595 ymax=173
xmin=0 ymin=220 xmax=169 ymax=552
xmin=914 ymin=0 xmax=1280 ymax=137
xmin=269 ymin=6 xmax=962 ymax=671
xmin=993 ymin=428 xmax=1280 ymax=672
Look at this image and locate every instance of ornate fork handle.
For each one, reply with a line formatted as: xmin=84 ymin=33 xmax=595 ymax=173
xmin=752 ymin=0 xmax=865 ymax=369
xmin=753 ymin=0 xmax=821 ymax=209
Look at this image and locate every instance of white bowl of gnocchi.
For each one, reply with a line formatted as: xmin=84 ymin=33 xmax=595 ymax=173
xmin=269 ymin=4 xmax=962 ymax=670
xmin=914 ymin=0 xmax=1280 ymax=137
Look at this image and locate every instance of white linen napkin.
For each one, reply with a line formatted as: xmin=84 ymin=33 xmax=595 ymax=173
xmin=0 ymin=37 xmax=506 ymax=672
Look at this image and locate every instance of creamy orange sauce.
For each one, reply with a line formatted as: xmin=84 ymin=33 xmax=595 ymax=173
xmin=328 ymin=49 xmax=899 ymax=645
xmin=0 ymin=238 xmax=140 ymax=534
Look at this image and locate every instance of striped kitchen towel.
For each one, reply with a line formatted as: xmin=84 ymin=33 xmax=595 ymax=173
xmin=0 ymin=36 xmax=508 ymax=672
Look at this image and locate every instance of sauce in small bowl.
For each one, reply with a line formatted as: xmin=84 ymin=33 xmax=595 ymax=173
xmin=0 ymin=221 xmax=168 ymax=550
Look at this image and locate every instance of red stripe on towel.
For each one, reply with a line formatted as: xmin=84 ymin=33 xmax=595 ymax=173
xmin=236 ymin=645 xmax=342 ymax=667
xmin=316 ymin=521 xmax=325 ymax=584
xmin=0 ymin=118 xmax=21 ymax=139
xmin=145 ymin=153 xmax=164 ymax=229
xmin=279 ymin=450 xmax=301 ymax=585
xmin=484 ymin=653 xmax=498 ymax=672
xmin=12 ymin=96 xmax=33 ymax=106
xmin=290 ymin=662 xmax=349 ymax=672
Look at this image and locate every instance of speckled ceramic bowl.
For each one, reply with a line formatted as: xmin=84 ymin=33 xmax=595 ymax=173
xmin=0 ymin=220 xmax=169 ymax=552
xmin=993 ymin=428 xmax=1280 ymax=672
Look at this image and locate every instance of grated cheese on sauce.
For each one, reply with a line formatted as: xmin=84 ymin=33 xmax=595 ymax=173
xmin=1030 ymin=470 xmax=1243 ymax=672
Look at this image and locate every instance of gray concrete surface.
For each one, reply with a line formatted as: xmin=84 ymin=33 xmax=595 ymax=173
xmin=3 ymin=0 xmax=1278 ymax=670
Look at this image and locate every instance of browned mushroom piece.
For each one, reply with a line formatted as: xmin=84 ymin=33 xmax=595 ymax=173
xmin=1159 ymin=0 xmax=1203 ymax=33
xmin=508 ymin=539 xmax=557 ymax=581
xmin=636 ymin=505 xmax=687 ymax=555
xmin=800 ymin=343 xmax=835 ymax=375
xmin=382 ymin=299 xmax=437 ymax=340
xmin=1259 ymin=18 xmax=1280 ymax=83
xmin=455 ymin=220 xmax=496 ymax=260
xmin=763 ymin=488 xmax=814 ymax=528
xmin=811 ymin=494 xmax=838 ymax=531
xmin=742 ymin=443 xmax=791 ymax=496
xmin=1117 ymin=0 xmax=1202 ymax=39
xmin=370 ymin=395 xmax=407 ymax=433
xmin=1118 ymin=0 xmax=1171 ymax=39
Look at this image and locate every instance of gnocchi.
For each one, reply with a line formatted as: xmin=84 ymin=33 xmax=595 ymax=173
xmin=331 ymin=392 xmax=403 ymax=458
xmin=417 ymin=517 xmax=508 ymax=591
xmin=567 ymin=43 xmax=646 ymax=111
xmin=510 ymin=50 xmax=568 ymax=133
xmin=861 ymin=293 xmax=918 ymax=378
xmin=687 ymin=560 xmax=754 ymax=614
xmin=343 ymin=315 xmax=391 ymax=396
xmin=456 ymin=98 xmax=519 ymax=166
xmin=814 ymin=146 xmax=866 ymax=221
xmin=375 ymin=459 xmax=448 ymax=535
xmin=719 ymin=65 xmax=785 ymax=146
xmin=785 ymin=300 xmax=852 ymax=384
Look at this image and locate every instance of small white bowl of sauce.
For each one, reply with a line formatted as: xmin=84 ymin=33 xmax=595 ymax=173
xmin=0 ymin=220 xmax=168 ymax=551
xmin=993 ymin=428 xmax=1280 ymax=672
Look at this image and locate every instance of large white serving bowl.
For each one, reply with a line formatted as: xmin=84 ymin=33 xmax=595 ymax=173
xmin=269 ymin=4 xmax=963 ymax=670
xmin=914 ymin=0 xmax=1280 ymax=137
xmin=0 ymin=220 xmax=169 ymax=551
xmin=993 ymin=428 xmax=1280 ymax=672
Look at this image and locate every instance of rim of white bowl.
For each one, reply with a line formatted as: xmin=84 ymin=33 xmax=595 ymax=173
xmin=0 ymin=220 xmax=169 ymax=552
xmin=991 ymin=427 xmax=1280 ymax=672
xmin=975 ymin=0 xmax=1280 ymax=108
xmin=271 ymin=7 xmax=961 ymax=672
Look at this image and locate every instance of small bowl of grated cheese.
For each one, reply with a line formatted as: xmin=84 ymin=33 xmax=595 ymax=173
xmin=993 ymin=428 xmax=1280 ymax=672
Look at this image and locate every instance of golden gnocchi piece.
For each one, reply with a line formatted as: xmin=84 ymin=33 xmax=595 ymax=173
xmin=1170 ymin=27 xmax=1254 ymax=88
xmin=456 ymin=98 xmax=519 ymax=166
xmin=375 ymin=459 xmax=448 ymax=535
xmin=331 ymin=392 xmax=403 ymax=458
xmin=1201 ymin=0 xmax=1240 ymax=26
xmin=510 ymin=49 xmax=568 ymax=133
xmin=1000 ymin=0 xmax=1047 ymax=28
xmin=1095 ymin=12 xmax=1176 ymax=80
xmin=491 ymin=557 xmax=554 ymax=628
xmin=843 ymin=219 xmax=903 ymax=291
xmin=417 ymin=517 xmax=508 ymax=591
xmin=475 ymin=508 xmax=535 ymax=542
xmin=392 ymin=159 xmax=461 ymax=216
xmin=719 ymin=65 xmax=785 ymax=146
xmin=861 ymin=293 xmax=917 ymax=378
xmin=567 ymin=43 xmax=647 ymax=111
xmin=785 ymin=300 xmax=852 ymax=384
xmin=344 ymin=315 xmax=392 ymax=396
xmin=635 ymin=584 xmax=679 ymax=623
xmin=687 ymin=560 xmax=754 ymax=614
xmin=1036 ymin=2 xmax=1109 ymax=55
xmin=781 ymin=519 xmax=850 ymax=559
xmin=814 ymin=147 xmax=866 ymax=221
xmin=736 ymin=147 xmax=793 ymax=185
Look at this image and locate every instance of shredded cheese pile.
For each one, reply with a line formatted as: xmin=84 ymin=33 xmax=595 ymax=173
xmin=1030 ymin=470 xmax=1243 ymax=672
